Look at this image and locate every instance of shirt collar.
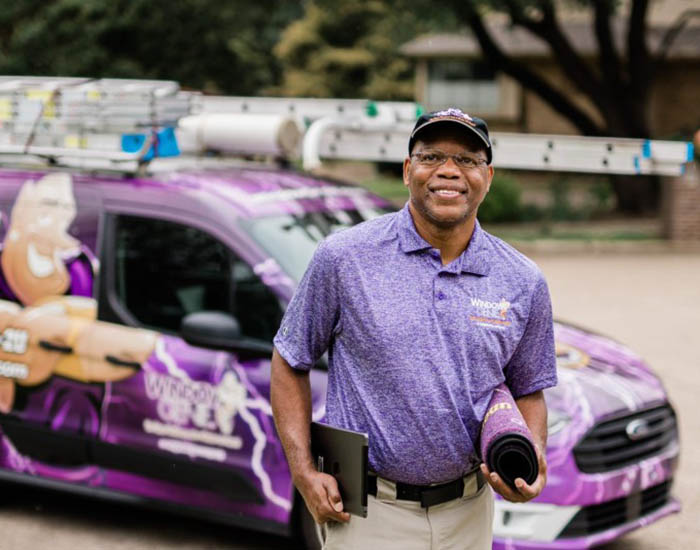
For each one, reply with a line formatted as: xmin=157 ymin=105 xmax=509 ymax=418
xmin=457 ymin=219 xmax=491 ymax=276
xmin=397 ymin=203 xmax=432 ymax=253
xmin=396 ymin=203 xmax=491 ymax=276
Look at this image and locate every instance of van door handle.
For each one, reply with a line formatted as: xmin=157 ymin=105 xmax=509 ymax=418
xmin=105 ymin=355 xmax=141 ymax=369
xmin=39 ymin=340 xmax=73 ymax=354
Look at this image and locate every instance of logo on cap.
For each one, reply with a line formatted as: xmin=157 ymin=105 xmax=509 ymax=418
xmin=433 ymin=108 xmax=476 ymax=127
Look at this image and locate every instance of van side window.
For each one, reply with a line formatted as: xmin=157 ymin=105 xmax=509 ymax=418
xmin=113 ymin=215 xmax=282 ymax=342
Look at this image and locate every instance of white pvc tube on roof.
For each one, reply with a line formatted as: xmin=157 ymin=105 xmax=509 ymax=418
xmin=303 ymin=113 xmax=407 ymax=171
xmin=177 ymin=113 xmax=301 ymax=157
xmin=302 ymin=117 xmax=344 ymax=171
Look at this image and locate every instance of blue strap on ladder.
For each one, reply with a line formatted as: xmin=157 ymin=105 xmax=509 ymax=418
xmin=121 ymin=127 xmax=180 ymax=160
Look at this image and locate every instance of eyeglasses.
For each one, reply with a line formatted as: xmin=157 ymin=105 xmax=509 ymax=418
xmin=411 ymin=150 xmax=488 ymax=170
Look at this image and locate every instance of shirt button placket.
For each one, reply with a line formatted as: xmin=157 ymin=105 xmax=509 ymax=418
xmin=434 ymin=272 xmax=448 ymax=306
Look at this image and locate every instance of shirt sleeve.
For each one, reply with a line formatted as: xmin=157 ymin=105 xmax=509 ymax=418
xmin=504 ymin=274 xmax=558 ymax=398
xmin=273 ymin=239 xmax=341 ymax=371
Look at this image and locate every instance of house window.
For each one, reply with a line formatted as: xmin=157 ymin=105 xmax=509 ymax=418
xmin=426 ymin=58 xmax=500 ymax=114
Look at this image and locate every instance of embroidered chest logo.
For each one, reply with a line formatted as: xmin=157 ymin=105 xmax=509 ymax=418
xmin=469 ymin=297 xmax=512 ymax=329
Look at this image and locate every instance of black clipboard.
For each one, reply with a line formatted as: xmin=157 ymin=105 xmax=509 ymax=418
xmin=310 ymin=422 xmax=369 ymax=518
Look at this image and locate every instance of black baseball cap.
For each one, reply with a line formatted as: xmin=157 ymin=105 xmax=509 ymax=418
xmin=408 ymin=108 xmax=492 ymax=164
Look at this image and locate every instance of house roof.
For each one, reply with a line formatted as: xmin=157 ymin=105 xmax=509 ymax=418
xmin=400 ymin=19 xmax=700 ymax=60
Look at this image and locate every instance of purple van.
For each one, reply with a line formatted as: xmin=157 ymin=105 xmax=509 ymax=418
xmin=0 ymin=165 xmax=679 ymax=549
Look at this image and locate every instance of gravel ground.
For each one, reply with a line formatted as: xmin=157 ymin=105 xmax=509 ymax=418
xmin=0 ymin=251 xmax=697 ymax=550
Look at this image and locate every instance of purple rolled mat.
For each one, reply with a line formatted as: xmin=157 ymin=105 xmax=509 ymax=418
xmin=479 ymin=383 xmax=538 ymax=490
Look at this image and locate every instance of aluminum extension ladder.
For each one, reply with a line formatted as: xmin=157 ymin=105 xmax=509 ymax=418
xmin=0 ymin=76 xmax=693 ymax=176
xmin=303 ymin=121 xmax=693 ymax=176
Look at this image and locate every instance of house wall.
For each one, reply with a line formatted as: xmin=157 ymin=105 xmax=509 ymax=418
xmin=517 ymin=61 xmax=604 ymax=135
xmin=663 ymin=163 xmax=700 ymax=240
xmin=501 ymin=59 xmax=700 ymax=140
xmin=650 ymin=61 xmax=700 ymax=138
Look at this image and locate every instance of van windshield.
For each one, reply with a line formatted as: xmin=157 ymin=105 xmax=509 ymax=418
xmin=240 ymin=206 xmax=394 ymax=283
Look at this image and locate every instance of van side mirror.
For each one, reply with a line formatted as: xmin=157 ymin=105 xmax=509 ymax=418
xmin=181 ymin=311 xmax=273 ymax=356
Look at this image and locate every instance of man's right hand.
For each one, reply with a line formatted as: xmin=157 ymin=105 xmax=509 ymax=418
xmin=295 ymin=469 xmax=351 ymax=524
xmin=270 ymin=350 xmax=349 ymax=525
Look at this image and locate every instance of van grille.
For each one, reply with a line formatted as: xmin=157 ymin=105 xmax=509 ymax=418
xmin=573 ymin=405 xmax=677 ymax=473
xmin=559 ymin=480 xmax=671 ymax=538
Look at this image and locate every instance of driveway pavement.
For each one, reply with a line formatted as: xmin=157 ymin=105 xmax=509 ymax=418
xmin=534 ymin=252 xmax=700 ymax=550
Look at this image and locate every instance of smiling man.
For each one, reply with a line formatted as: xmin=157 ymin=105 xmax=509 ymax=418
xmin=271 ymin=108 xmax=557 ymax=549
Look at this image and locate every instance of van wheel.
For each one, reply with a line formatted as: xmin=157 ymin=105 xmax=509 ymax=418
xmin=294 ymin=496 xmax=323 ymax=550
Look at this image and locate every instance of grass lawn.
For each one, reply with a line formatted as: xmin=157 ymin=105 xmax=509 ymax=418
xmin=486 ymin=224 xmax=661 ymax=242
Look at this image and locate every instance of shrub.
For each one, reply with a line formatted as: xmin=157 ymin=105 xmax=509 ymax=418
xmin=478 ymin=174 xmax=523 ymax=223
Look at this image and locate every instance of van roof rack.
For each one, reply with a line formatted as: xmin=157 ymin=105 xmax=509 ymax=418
xmin=0 ymin=76 xmax=693 ymax=177
xmin=0 ymin=76 xmax=192 ymax=168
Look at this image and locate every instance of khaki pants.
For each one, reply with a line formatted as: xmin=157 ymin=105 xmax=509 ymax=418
xmin=323 ymin=475 xmax=494 ymax=550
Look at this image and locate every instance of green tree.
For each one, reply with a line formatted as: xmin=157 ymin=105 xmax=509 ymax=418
xmin=271 ymin=0 xmax=455 ymax=99
xmin=0 ymin=0 xmax=302 ymax=95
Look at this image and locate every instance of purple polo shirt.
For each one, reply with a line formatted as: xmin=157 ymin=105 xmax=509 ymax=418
xmin=273 ymin=204 xmax=557 ymax=485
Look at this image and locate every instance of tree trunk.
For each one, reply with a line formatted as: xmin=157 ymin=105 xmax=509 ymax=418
xmin=610 ymin=175 xmax=659 ymax=214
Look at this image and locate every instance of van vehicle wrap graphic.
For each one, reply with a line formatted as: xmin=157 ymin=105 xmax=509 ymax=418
xmin=0 ymin=174 xmax=96 ymax=305
xmin=0 ymin=297 xmax=152 ymax=412
xmin=100 ymin=335 xmax=296 ymax=518
xmin=0 ymin=296 xmax=300 ymax=524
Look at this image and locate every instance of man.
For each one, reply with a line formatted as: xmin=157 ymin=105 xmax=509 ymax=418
xmin=271 ymin=108 xmax=557 ymax=549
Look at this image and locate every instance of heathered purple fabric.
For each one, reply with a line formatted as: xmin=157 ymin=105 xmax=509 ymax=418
xmin=273 ymin=203 xmax=557 ymax=485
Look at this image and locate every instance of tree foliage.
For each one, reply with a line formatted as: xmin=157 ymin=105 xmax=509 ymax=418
xmin=0 ymin=0 xmax=302 ymax=95
xmin=271 ymin=0 xmax=456 ymax=99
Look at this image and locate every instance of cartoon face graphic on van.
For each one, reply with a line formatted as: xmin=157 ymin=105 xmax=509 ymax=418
xmin=1 ymin=173 xmax=81 ymax=305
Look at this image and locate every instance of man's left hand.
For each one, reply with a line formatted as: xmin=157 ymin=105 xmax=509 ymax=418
xmin=480 ymin=444 xmax=547 ymax=503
